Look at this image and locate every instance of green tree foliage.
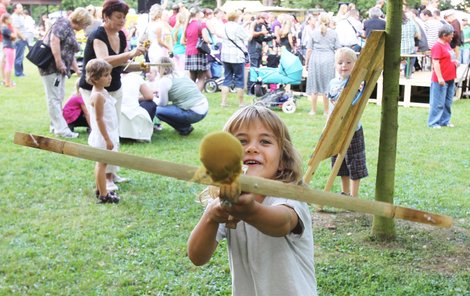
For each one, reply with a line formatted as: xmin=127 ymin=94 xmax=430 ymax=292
xmin=307 ymin=0 xmax=425 ymax=15
xmin=27 ymin=0 xmax=138 ymax=23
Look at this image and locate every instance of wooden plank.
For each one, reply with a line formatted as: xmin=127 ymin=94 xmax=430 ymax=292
xmin=373 ymin=64 xmax=469 ymax=107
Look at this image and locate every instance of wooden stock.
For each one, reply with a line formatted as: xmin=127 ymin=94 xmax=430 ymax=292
xmin=13 ymin=132 xmax=453 ymax=228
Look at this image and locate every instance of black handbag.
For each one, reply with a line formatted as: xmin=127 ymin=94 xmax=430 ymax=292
xmin=26 ymin=25 xmax=54 ymax=69
xmin=196 ymin=21 xmax=211 ymax=55
xmin=196 ymin=37 xmax=211 ymax=55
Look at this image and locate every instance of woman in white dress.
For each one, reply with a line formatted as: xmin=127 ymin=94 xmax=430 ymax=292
xmin=119 ymin=72 xmax=156 ymax=142
xmin=147 ymin=4 xmax=173 ymax=63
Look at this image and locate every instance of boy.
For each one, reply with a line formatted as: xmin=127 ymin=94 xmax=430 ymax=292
xmin=328 ymin=47 xmax=368 ymax=197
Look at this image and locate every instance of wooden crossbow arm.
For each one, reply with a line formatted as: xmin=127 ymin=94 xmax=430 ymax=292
xmin=13 ymin=132 xmax=452 ymax=228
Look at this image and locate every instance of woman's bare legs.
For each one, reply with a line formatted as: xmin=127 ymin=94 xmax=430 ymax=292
xmin=309 ymin=93 xmax=318 ymax=115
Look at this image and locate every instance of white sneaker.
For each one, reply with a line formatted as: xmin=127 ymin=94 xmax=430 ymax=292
xmin=154 ymin=124 xmax=163 ymax=132
xmin=59 ymin=131 xmax=79 ymax=138
xmin=106 ymin=180 xmax=119 ymax=191
xmin=113 ymin=174 xmax=129 ymax=183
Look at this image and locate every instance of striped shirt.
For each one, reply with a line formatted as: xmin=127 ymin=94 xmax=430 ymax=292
xmin=425 ymin=19 xmax=443 ymax=49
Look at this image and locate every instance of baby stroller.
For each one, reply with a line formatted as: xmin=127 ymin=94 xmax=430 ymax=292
xmin=250 ymin=48 xmax=303 ymax=113
xmin=203 ymin=41 xmax=239 ymax=94
xmin=204 ymin=76 xmax=237 ymax=93
xmin=254 ymin=88 xmax=297 ymax=113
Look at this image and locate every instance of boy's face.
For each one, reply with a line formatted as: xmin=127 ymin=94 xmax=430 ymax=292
xmin=336 ymin=53 xmax=356 ymax=79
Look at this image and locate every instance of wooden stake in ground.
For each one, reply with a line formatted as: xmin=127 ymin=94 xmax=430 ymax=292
xmin=13 ymin=132 xmax=453 ymax=228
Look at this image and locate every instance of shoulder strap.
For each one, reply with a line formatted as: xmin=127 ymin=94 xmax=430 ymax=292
xmin=43 ymin=22 xmax=56 ymax=44
xmin=225 ymin=26 xmax=246 ymax=55
xmin=346 ymin=19 xmax=357 ymax=34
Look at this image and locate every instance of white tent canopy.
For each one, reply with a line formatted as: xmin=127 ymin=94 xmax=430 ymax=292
xmin=221 ymin=1 xmax=265 ymax=12
xmin=221 ymin=1 xmax=304 ymax=13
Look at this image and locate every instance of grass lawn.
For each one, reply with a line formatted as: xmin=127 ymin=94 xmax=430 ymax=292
xmin=1 ymin=62 xmax=469 ymax=295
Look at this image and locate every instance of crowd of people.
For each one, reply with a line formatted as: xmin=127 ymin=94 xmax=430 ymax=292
xmin=1 ymin=0 xmax=468 ymax=120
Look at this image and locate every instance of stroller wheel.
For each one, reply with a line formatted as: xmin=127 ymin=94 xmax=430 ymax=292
xmin=282 ymin=101 xmax=296 ymax=114
xmin=204 ymin=79 xmax=219 ymax=93
xmin=229 ymin=84 xmax=237 ymax=93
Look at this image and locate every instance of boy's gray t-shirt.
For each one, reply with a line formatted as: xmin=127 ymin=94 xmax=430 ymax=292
xmin=215 ymin=196 xmax=317 ymax=296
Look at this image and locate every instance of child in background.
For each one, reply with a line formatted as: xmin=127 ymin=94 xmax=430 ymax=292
xmin=86 ymin=59 xmax=120 ymax=204
xmin=266 ymin=45 xmax=280 ymax=91
xmin=187 ymin=105 xmax=317 ymax=295
xmin=63 ymin=80 xmax=91 ymax=133
xmin=328 ymin=47 xmax=368 ymax=197
xmin=171 ymin=11 xmax=187 ymax=76
xmin=1 ymin=13 xmax=16 ymax=88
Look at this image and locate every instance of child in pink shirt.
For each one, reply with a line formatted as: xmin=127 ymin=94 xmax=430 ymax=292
xmin=63 ymin=82 xmax=91 ymax=133
xmin=1 ymin=13 xmax=16 ymax=88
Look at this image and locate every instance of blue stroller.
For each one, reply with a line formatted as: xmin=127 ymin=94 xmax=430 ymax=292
xmin=250 ymin=48 xmax=303 ymax=113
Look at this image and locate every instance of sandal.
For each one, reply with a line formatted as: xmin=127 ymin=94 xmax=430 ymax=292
xmin=95 ymin=189 xmax=118 ymax=197
xmin=96 ymin=190 xmax=120 ymax=204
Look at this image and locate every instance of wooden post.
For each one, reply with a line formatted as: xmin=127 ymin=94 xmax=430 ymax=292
xmin=13 ymin=132 xmax=453 ymax=228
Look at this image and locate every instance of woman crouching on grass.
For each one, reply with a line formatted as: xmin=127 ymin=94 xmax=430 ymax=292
xmin=86 ymin=59 xmax=120 ymax=204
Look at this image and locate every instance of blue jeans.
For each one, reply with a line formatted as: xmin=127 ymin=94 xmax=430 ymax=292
xmin=156 ymin=105 xmax=207 ymax=134
xmin=14 ymin=39 xmax=28 ymax=76
xmin=428 ymin=80 xmax=454 ymax=127
xmin=222 ymin=62 xmax=245 ymax=89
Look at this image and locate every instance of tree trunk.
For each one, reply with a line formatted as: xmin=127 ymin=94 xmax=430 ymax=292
xmin=263 ymin=0 xmax=274 ymax=6
xmin=371 ymin=0 xmax=403 ymax=240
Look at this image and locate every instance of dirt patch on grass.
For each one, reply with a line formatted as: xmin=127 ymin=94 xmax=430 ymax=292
xmin=312 ymin=210 xmax=470 ymax=275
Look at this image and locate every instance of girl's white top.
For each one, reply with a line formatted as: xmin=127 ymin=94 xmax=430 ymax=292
xmin=214 ymin=196 xmax=317 ymax=296
xmin=88 ymin=92 xmax=119 ymax=150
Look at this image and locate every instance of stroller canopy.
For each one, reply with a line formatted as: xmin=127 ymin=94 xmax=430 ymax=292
xmin=250 ymin=48 xmax=303 ymax=85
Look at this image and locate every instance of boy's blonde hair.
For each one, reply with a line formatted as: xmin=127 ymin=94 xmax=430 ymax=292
xmin=223 ymin=105 xmax=303 ymax=185
xmin=85 ymin=58 xmax=112 ymax=85
xmin=335 ymin=47 xmax=357 ymax=63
